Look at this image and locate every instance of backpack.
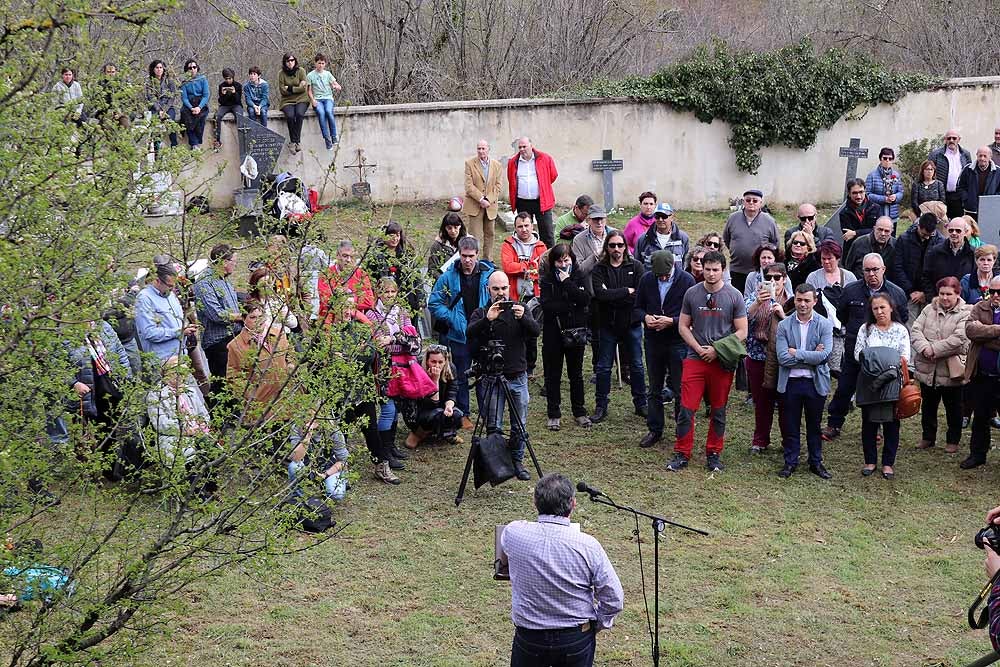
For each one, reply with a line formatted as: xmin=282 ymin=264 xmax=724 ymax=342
xmin=282 ymin=495 xmax=335 ymax=533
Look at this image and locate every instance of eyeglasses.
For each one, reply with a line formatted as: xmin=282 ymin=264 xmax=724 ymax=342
xmin=947 ymin=228 xmax=964 ymax=234
xmin=880 ymin=155 xmax=894 ymax=161
xmin=946 ymin=136 xmax=959 ymax=141
xmin=704 ymin=241 xmax=720 ymax=249
xmin=607 ymin=242 xmax=626 ymax=249
xmin=989 ymin=289 xmax=1000 ymax=296
xmin=862 ymin=267 xmax=882 ymax=274
xmin=791 ymin=240 xmax=807 ymax=246
xmin=798 ymin=215 xmax=815 ymax=222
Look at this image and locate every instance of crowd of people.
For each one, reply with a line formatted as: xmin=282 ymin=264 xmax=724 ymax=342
xmin=41 ymin=125 xmax=1000 ymax=510
xmin=52 ymin=52 xmax=343 ymax=154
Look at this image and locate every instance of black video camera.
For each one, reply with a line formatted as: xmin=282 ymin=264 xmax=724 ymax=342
xmin=976 ymin=524 xmax=1000 ymax=553
xmin=467 ymin=340 xmax=506 ymax=378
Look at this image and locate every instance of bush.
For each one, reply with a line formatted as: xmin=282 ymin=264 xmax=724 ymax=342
xmin=581 ymin=39 xmax=939 ymax=174
xmin=896 ymin=136 xmax=941 ymax=213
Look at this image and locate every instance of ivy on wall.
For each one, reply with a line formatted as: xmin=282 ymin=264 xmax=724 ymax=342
xmin=580 ymin=40 xmax=939 ymax=174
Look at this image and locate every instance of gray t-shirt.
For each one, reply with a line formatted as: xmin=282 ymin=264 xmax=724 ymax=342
xmin=680 ymin=283 xmax=747 ymax=359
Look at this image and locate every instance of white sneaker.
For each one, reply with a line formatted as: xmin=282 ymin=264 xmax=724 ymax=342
xmin=546 ymin=417 xmax=560 ymax=431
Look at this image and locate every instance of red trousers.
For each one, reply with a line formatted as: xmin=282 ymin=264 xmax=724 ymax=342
xmin=674 ymin=357 xmax=734 ymax=457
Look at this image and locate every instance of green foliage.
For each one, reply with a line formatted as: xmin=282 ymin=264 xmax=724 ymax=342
xmin=580 ymin=40 xmax=939 ymax=174
xmin=896 ymin=135 xmax=940 ymax=211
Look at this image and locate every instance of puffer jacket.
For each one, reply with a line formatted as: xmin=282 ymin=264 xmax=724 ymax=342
xmin=67 ymin=321 xmax=132 ymax=417
xmin=910 ymin=297 xmax=970 ymax=387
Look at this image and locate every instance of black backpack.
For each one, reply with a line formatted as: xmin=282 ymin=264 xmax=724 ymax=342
xmin=282 ymin=495 xmax=335 ymax=533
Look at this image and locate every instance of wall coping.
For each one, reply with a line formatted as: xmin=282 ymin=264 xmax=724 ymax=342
xmin=256 ymin=75 xmax=1000 ymax=118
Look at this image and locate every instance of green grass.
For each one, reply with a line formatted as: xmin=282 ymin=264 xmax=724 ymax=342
xmin=36 ymin=204 xmax=1000 ymax=665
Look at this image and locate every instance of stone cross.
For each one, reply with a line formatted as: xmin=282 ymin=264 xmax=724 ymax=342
xmin=591 ymin=149 xmax=624 ymax=211
xmin=345 ymin=148 xmax=378 ymax=198
xmin=838 ymin=137 xmax=868 ymax=198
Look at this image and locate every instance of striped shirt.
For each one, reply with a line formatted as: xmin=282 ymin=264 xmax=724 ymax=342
xmin=501 ymin=515 xmax=624 ymax=630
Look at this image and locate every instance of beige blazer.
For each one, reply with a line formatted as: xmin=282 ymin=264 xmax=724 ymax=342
xmin=462 ymin=156 xmax=502 ymax=219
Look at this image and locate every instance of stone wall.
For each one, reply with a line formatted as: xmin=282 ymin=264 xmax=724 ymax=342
xmin=190 ymin=76 xmax=1000 ymax=211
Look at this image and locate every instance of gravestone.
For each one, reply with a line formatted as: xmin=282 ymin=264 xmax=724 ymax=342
xmin=977 ymin=195 xmax=1000 ymax=247
xmin=345 ymin=148 xmax=377 ymax=199
xmin=233 ymin=115 xmax=285 ymax=215
xmin=591 ymin=149 xmax=623 ymax=211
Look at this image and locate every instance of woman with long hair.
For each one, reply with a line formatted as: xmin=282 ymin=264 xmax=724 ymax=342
xmin=744 ymin=262 xmax=789 ymax=452
xmin=278 ymin=53 xmax=309 ymax=154
xmin=539 ymin=244 xmax=592 ymax=431
xmin=364 ymin=220 xmax=423 ymax=313
xmin=428 ymin=212 xmax=467 ymax=278
xmin=403 ymin=344 xmax=464 ymax=448
xmin=785 ymin=230 xmax=820 ymax=289
xmin=146 ymin=59 xmax=178 ymax=150
xmin=911 ymin=160 xmax=946 ymax=216
xmin=179 ymin=59 xmax=209 ymax=149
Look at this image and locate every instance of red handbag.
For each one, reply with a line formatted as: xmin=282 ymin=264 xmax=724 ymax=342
xmin=387 ymin=353 xmax=438 ymax=399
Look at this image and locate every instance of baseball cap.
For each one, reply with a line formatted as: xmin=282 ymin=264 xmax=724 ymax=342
xmin=588 ymin=204 xmax=607 ymax=219
xmin=653 ymin=203 xmax=674 ymax=217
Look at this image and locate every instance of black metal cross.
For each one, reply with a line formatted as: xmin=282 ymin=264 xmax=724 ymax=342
xmin=591 ymin=149 xmax=624 ymax=211
xmin=345 ymin=148 xmax=378 ymax=183
xmin=839 ymin=137 xmax=868 ymax=196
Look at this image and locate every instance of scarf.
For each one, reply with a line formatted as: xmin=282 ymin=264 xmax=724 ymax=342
xmin=372 ymin=300 xmax=403 ymax=335
xmin=879 ymin=166 xmax=894 ymax=196
xmin=86 ymin=334 xmax=112 ymax=376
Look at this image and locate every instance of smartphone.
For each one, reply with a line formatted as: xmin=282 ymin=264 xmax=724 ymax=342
xmin=497 ymin=300 xmax=515 ymax=311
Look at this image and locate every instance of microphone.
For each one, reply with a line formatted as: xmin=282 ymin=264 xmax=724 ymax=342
xmin=576 ymin=481 xmax=605 ymax=498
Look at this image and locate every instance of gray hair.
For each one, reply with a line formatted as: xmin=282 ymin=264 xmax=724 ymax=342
xmin=534 ymin=473 xmax=575 ymax=517
xmin=457 ymin=236 xmax=480 ymax=253
xmin=862 ymin=253 xmax=885 ymax=268
xmin=337 ymin=239 xmax=354 ymax=252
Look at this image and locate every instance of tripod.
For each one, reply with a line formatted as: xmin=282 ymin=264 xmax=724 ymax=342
xmin=580 ymin=487 xmax=707 ymax=667
xmin=454 ymin=371 xmax=543 ymax=506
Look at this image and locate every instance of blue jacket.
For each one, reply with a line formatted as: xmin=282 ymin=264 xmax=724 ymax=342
xmin=428 ymin=260 xmax=494 ymax=345
xmin=192 ymin=269 xmax=242 ymax=349
xmin=135 ymin=284 xmax=186 ymax=362
xmin=634 ymin=268 xmax=695 ymax=344
xmin=775 ymin=312 xmax=833 ymax=396
xmin=180 ymin=74 xmax=210 ymax=110
xmin=244 ymin=79 xmax=270 ymax=111
xmin=960 ymin=271 xmax=999 ymax=304
xmin=864 ymin=167 xmax=904 ymax=222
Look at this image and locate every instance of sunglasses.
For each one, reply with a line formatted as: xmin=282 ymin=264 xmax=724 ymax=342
xmin=427 ymin=344 xmax=448 ymax=353
xmin=186 ymin=64 xmax=198 ymax=70
xmin=286 ymin=58 xmax=296 ymax=62
xmin=947 ymin=228 xmax=964 ymax=234
xmin=880 ymin=156 xmax=894 ymax=161
xmin=946 ymin=136 xmax=959 ymax=141
xmin=798 ymin=215 xmax=815 ymax=222
xmin=990 ymin=289 xmax=1000 ymax=296
xmin=691 ymin=257 xmax=703 ymax=264
xmin=704 ymin=241 xmax=720 ymax=248
xmin=791 ymin=240 xmax=807 ymax=246
xmin=764 ymin=274 xmax=784 ymax=281
xmin=705 ymin=294 xmax=717 ymax=309
xmin=607 ymin=242 xmax=626 ymax=249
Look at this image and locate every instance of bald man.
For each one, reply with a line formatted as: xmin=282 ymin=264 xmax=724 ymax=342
xmin=957 ymin=146 xmax=1000 ymax=220
xmin=467 ymin=271 xmax=541 ymax=480
xmin=506 ymin=136 xmax=559 ymax=249
xmin=462 ymin=139 xmax=503 ymax=261
xmin=929 ymin=129 xmax=972 ymax=219
xmin=784 ymin=202 xmax=833 ymax=248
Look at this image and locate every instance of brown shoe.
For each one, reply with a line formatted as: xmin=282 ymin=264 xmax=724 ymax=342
xmin=945 ymin=443 xmax=960 ymax=453
xmin=461 ymin=417 xmax=474 ymax=430
xmin=915 ymin=440 xmax=934 ymax=449
xmin=404 ymin=431 xmax=421 ymax=449
xmin=373 ymin=461 xmax=401 ymax=485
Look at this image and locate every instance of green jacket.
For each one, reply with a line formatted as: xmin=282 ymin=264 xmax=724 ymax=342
xmin=711 ymin=333 xmax=747 ymax=372
xmin=278 ymin=67 xmax=309 ymax=107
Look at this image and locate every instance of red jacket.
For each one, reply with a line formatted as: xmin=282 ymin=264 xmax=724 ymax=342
xmin=500 ymin=236 xmax=547 ymax=298
xmin=317 ymin=265 xmax=375 ymax=326
xmin=507 ymin=149 xmax=558 ymax=213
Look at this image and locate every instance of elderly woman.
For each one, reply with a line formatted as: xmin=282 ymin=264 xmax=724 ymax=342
xmin=147 ymin=355 xmax=208 ymax=467
xmin=785 ymin=230 xmax=820 ymax=289
xmin=745 ymin=262 xmax=789 ymax=452
xmin=743 ymin=243 xmax=792 ymax=301
xmin=403 ymin=344 xmax=463 ymax=448
xmin=855 ymin=294 xmax=910 ymax=479
xmin=910 ymin=276 xmax=970 ymax=453
xmin=961 ymin=244 xmax=999 ymax=305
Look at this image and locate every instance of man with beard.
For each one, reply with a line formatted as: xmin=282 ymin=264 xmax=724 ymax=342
xmin=957 ymin=146 xmax=1000 ymax=220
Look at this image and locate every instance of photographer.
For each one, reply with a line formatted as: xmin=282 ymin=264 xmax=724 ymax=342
xmin=467 ymin=272 xmax=541 ymax=481
xmin=985 ymin=505 xmax=1000 ymax=651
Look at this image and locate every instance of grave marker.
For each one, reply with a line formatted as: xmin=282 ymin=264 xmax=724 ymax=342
xmin=591 ymin=149 xmax=624 ymax=211
xmin=345 ymin=148 xmax=377 ymax=198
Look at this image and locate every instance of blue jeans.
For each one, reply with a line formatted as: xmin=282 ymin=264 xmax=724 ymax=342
xmin=510 ymin=626 xmax=597 ymax=667
xmin=377 ymin=398 xmax=397 ymax=431
xmin=595 ymin=325 xmax=646 ymax=410
xmin=287 ymin=427 xmax=349 ymax=500
xmin=449 ymin=340 xmax=472 ymax=416
xmin=477 ymin=372 xmax=529 ymax=463
xmin=247 ymin=107 xmax=268 ymax=128
xmin=314 ymin=98 xmax=337 ymax=144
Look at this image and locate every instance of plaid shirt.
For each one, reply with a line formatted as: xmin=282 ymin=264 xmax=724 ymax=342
xmin=501 ymin=515 xmax=623 ymax=630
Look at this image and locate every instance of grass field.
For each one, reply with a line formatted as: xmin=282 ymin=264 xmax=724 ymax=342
xmin=91 ymin=203 xmax=1000 ymax=665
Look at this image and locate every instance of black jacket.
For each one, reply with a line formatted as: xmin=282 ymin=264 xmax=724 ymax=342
xmin=837 ymin=279 xmax=909 ymax=342
xmin=844 ymin=234 xmax=895 ymax=280
xmin=591 ymin=257 xmax=644 ymax=334
xmin=839 ymin=198 xmax=881 ymax=241
xmin=921 ymin=240 xmax=975 ymax=298
xmin=890 ymin=223 xmax=945 ymax=295
xmin=467 ymin=302 xmax=541 ymax=378
xmin=785 ymin=253 xmax=820 ymax=289
xmin=783 ymin=223 xmax=833 ymax=248
xmin=634 ymin=269 xmax=696 ymax=344
xmin=957 ymin=161 xmax=1000 ymax=215
xmin=539 ymin=268 xmax=591 ymax=333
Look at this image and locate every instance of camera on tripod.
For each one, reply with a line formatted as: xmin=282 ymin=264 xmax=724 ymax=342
xmin=467 ymin=340 xmax=506 ymax=378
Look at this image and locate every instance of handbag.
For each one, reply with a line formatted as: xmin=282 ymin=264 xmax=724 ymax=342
xmin=387 ymin=353 xmax=438 ymax=399
xmin=896 ymin=357 xmax=922 ymax=420
xmin=556 ymin=314 xmax=590 ymax=349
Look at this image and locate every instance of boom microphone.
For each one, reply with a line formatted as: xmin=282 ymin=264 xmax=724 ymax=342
xmin=576 ymin=481 xmax=605 ymax=498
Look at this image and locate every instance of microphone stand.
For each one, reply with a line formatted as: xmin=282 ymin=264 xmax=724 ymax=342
xmin=582 ymin=491 xmax=708 ymax=667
